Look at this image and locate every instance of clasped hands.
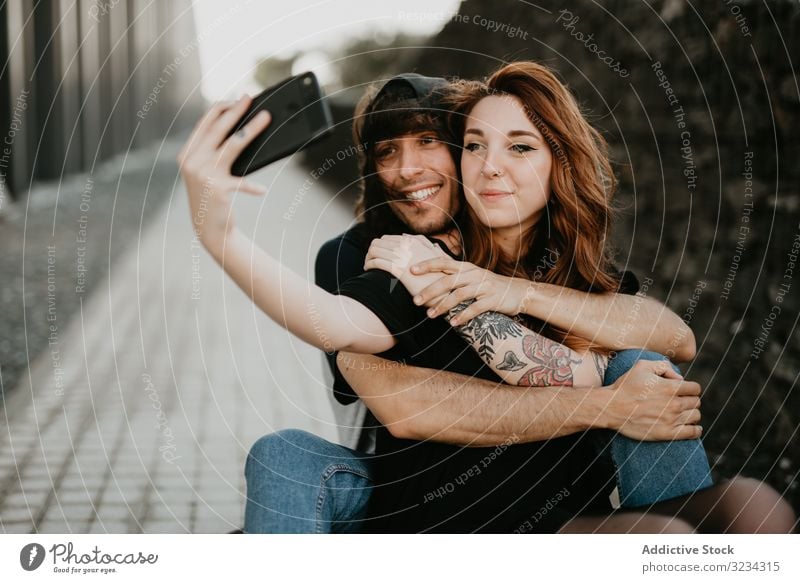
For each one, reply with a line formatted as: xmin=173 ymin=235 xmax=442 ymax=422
xmin=364 ymin=234 xmax=529 ymax=326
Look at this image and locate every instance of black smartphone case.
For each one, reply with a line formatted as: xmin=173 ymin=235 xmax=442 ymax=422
xmin=228 ymin=72 xmax=334 ymax=176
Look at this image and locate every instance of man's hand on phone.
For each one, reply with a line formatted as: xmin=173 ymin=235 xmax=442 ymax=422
xmin=176 ymin=95 xmax=271 ymax=255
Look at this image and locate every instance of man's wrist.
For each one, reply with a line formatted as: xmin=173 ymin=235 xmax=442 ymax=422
xmin=573 ymin=386 xmax=616 ymax=431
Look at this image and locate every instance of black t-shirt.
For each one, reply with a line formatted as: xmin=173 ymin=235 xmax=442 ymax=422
xmin=314 ymin=223 xmax=373 ymax=404
xmin=335 ymin=241 xmax=638 ymax=533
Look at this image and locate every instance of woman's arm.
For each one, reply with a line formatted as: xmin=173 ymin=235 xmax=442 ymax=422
xmin=365 ymin=235 xmax=604 ymax=386
xmin=447 ymin=301 xmax=606 ymax=387
xmin=213 ymin=230 xmax=394 ymax=354
xmin=409 ymin=256 xmax=696 ymax=362
xmin=177 ymin=96 xmax=395 ymax=355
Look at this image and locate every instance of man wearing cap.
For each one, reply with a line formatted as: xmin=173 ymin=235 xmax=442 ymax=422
xmin=238 ymin=74 xmax=717 ymax=533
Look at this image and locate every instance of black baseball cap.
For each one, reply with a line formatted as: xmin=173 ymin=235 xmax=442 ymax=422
xmin=358 ymin=73 xmax=450 ymax=151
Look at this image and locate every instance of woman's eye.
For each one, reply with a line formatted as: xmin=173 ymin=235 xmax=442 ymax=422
xmin=419 ymin=136 xmax=437 ymax=145
xmin=464 ymin=142 xmax=483 ymax=152
xmin=511 ymin=143 xmax=535 ymax=153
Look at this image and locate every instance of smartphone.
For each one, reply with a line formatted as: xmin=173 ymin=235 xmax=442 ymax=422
xmin=227 ymin=72 xmax=334 ymax=176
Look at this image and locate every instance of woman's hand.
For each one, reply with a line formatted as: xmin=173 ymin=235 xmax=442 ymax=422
xmin=364 ymin=234 xmax=448 ymax=298
xmin=176 ymin=95 xmax=271 ymax=254
xmin=409 ymin=256 xmax=530 ymax=324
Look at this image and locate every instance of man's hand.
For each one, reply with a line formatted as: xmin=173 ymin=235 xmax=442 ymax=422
xmin=364 ymin=234 xmax=448 ymax=297
xmin=604 ymin=360 xmax=702 ymax=441
xmin=409 ymin=255 xmax=528 ymax=324
xmin=177 ymin=95 xmax=271 ymax=254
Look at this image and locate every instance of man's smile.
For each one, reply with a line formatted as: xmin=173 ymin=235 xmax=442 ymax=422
xmin=398 ymin=184 xmax=443 ymax=204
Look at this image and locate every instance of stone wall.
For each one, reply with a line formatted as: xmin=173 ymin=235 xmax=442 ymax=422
xmin=407 ymin=0 xmax=799 ymax=508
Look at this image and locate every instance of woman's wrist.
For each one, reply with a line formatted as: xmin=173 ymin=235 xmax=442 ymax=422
xmin=519 ymin=280 xmax=541 ymax=317
xmin=198 ymin=223 xmax=238 ymax=264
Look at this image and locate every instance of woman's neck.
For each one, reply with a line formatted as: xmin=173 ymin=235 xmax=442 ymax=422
xmin=492 ymin=223 xmax=535 ymax=264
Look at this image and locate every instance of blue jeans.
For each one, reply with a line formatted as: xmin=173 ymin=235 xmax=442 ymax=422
xmin=243 ymin=428 xmax=374 ymax=533
xmin=602 ymin=350 xmax=713 ymax=507
xmin=243 ymin=350 xmax=714 ymax=532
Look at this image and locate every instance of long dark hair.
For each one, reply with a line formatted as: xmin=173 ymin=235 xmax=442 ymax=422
xmin=351 ymin=83 xmax=461 ymax=240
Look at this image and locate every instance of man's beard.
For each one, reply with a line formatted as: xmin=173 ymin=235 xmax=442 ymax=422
xmin=382 ymin=195 xmax=463 ymax=254
xmin=387 ymin=197 xmax=460 ymax=237
xmin=407 ymin=213 xmax=454 ymax=236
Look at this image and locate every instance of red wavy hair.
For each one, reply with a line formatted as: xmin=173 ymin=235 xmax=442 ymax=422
xmin=447 ymin=62 xmax=621 ymax=350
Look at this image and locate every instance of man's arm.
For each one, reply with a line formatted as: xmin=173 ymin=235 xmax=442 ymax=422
xmin=408 ymin=255 xmax=696 ymax=363
xmin=519 ymin=282 xmax=696 ymax=363
xmin=337 ymin=352 xmax=702 ymax=446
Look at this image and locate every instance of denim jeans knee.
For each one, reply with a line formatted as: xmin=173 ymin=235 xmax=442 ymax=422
xmin=602 ymin=350 xmax=713 ymax=508
xmin=244 ymin=429 xmax=374 ymax=533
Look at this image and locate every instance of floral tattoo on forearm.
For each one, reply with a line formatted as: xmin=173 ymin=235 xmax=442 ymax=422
xmin=447 ymin=301 xmax=583 ymax=387
xmin=447 ymin=300 xmax=524 ymax=361
xmin=516 ymin=335 xmax=582 ymax=387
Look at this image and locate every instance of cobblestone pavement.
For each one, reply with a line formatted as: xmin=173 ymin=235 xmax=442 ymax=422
xmin=0 ymin=150 xmax=352 ymax=533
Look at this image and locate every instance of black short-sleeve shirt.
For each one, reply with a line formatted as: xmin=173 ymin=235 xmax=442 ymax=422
xmin=336 ymin=243 xmax=628 ymax=533
xmin=314 ymin=224 xmax=373 ymax=404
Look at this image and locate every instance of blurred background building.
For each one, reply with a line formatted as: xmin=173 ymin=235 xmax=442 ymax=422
xmin=0 ymin=0 xmax=204 ymax=198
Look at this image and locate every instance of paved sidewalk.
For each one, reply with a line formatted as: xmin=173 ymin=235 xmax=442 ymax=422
xmin=0 ymin=147 xmax=353 ymax=533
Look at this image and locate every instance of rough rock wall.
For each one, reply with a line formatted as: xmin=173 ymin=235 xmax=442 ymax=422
xmin=407 ymin=0 xmax=799 ymax=507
